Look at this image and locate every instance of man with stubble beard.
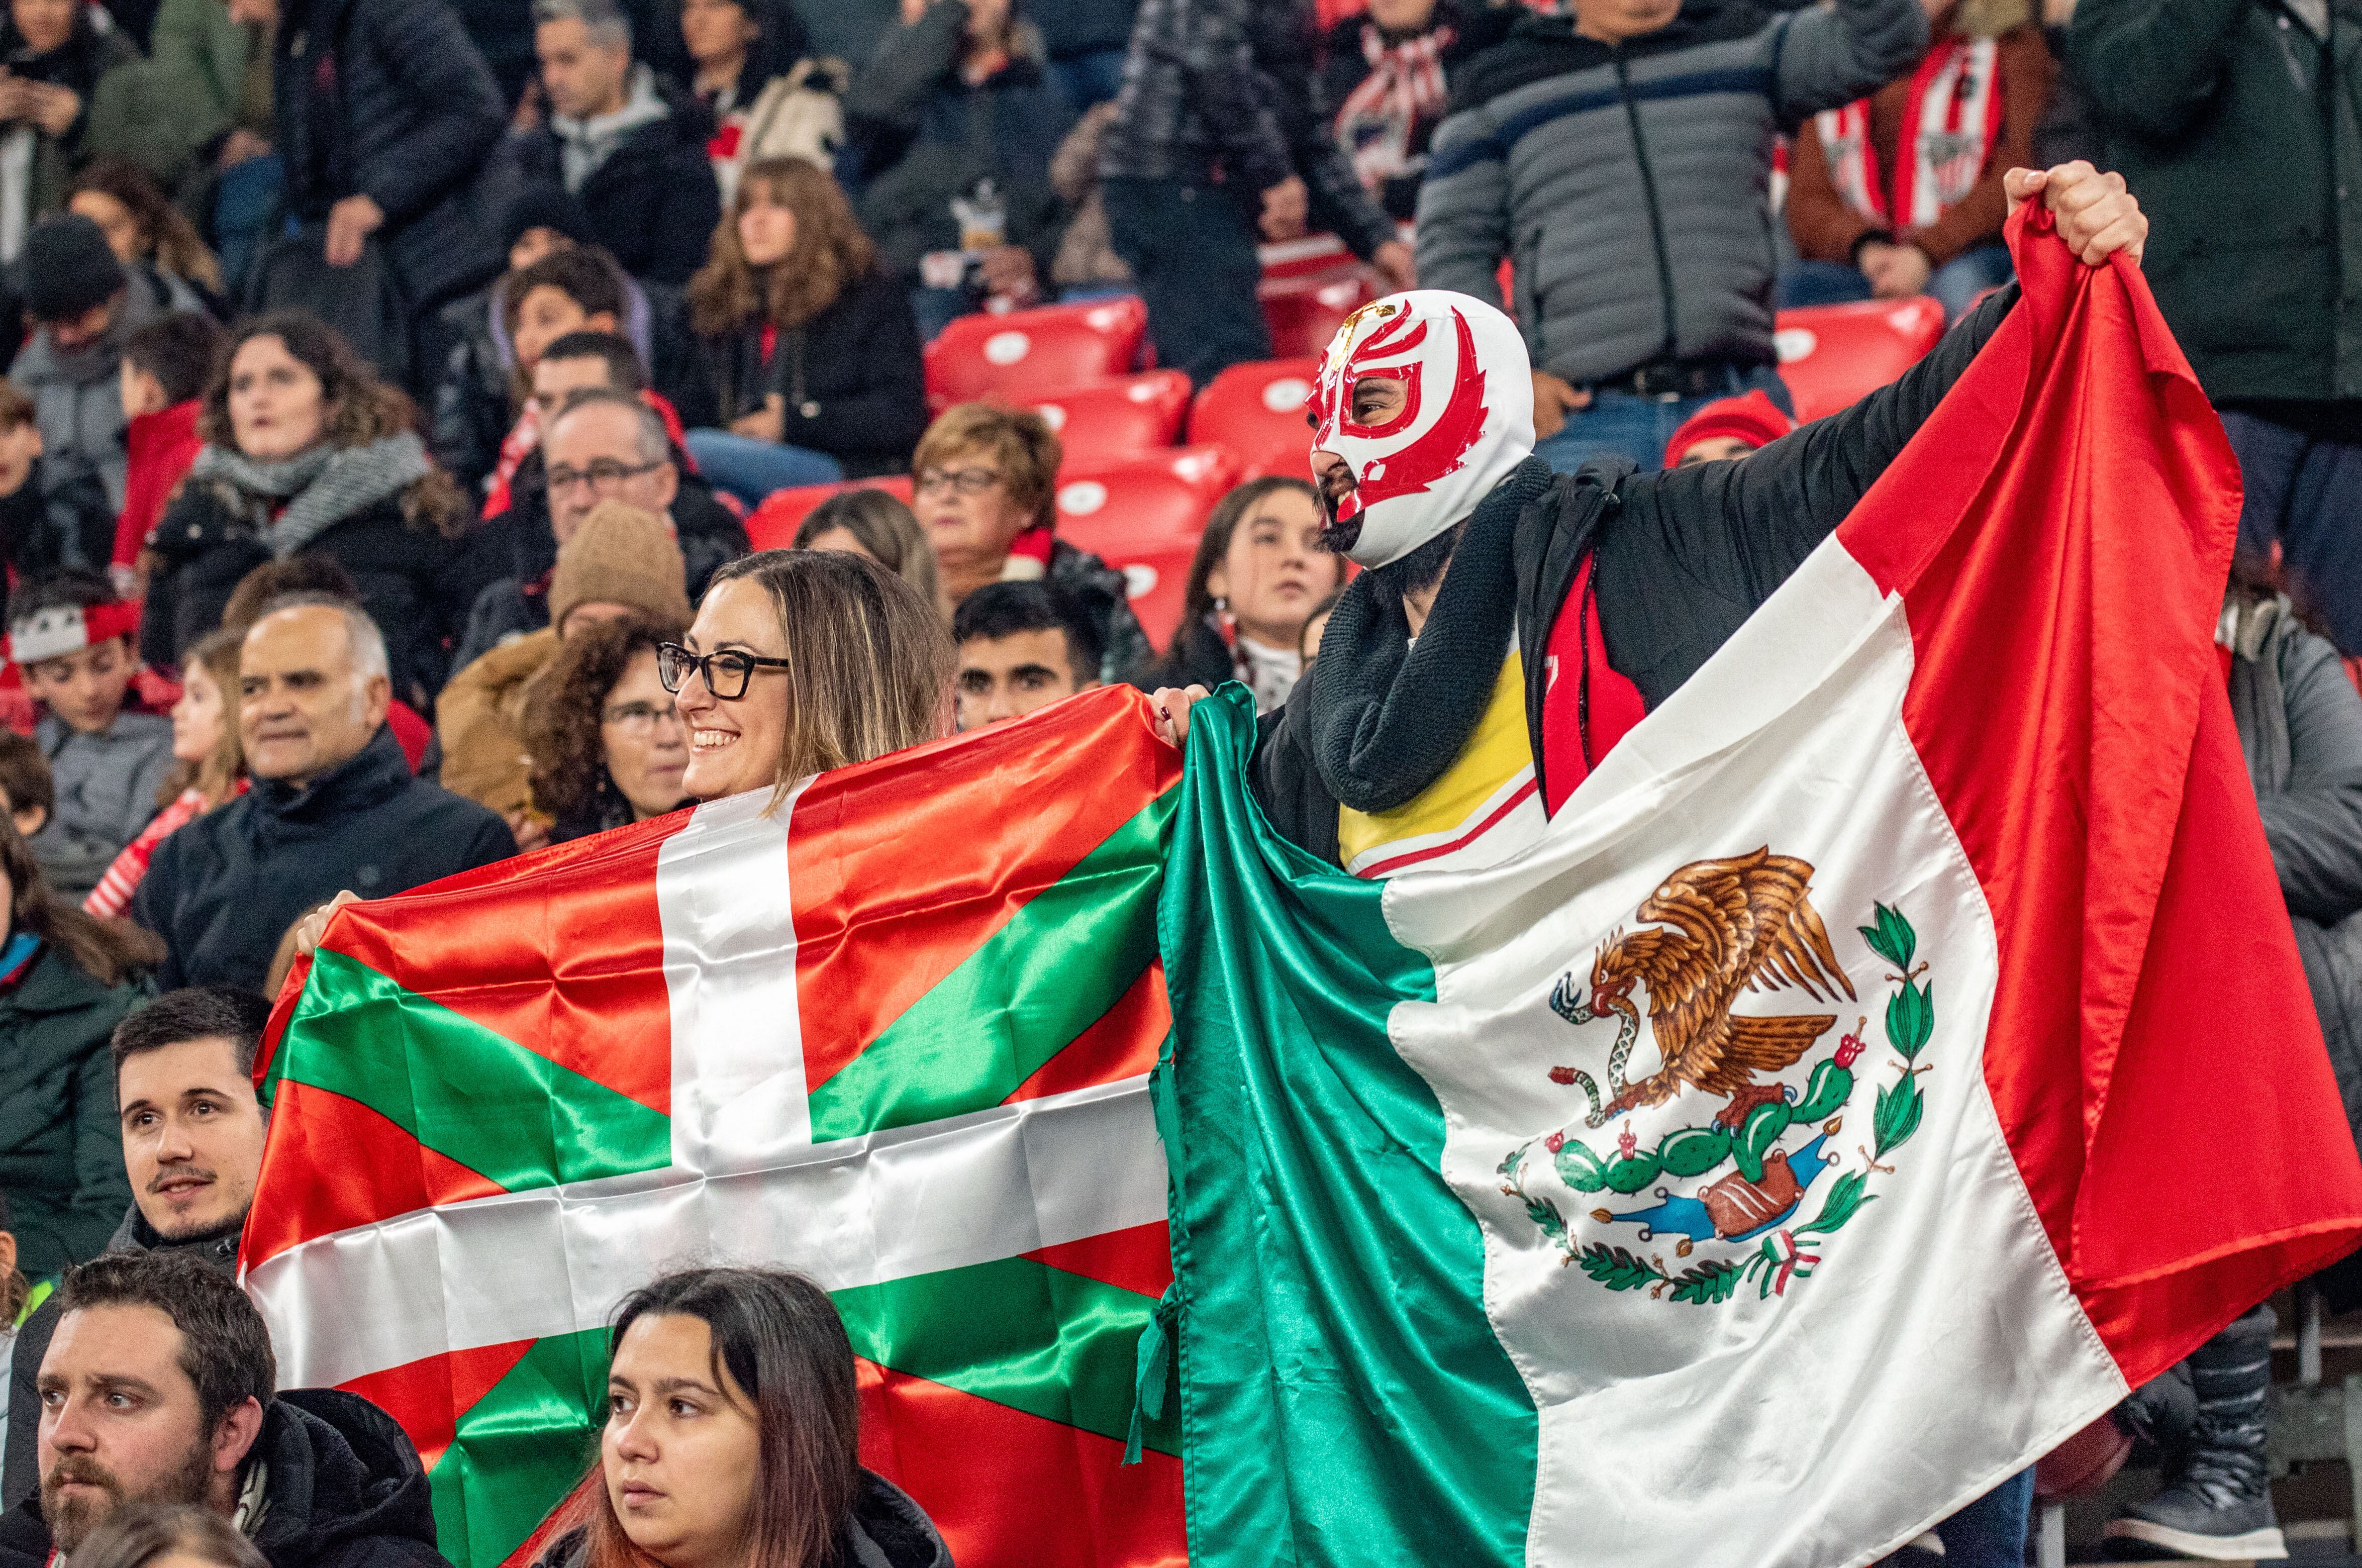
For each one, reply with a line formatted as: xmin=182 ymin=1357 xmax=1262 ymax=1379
xmin=0 ymin=990 xmax=270 ymax=1508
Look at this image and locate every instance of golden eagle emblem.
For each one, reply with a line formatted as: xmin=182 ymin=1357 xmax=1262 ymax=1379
xmin=1551 ymin=847 xmax=1856 ymax=1128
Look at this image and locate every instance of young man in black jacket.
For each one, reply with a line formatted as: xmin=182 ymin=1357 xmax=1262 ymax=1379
xmin=1149 ymin=161 xmax=2150 ymax=871
xmin=0 ymin=1251 xmax=449 ymax=1568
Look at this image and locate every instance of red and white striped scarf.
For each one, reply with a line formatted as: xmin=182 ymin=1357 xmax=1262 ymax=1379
xmin=1334 ymin=24 xmax=1454 ymax=190
xmin=1815 ymin=37 xmax=2002 ymax=232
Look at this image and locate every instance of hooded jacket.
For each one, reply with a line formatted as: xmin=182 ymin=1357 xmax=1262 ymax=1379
xmin=531 ymin=1469 xmax=950 ymax=1568
xmin=0 ymin=946 xmax=146 ymax=1283
xmin=0 ymin=1389 xmax=447 ymax=1568
xmin=131 ymin=724 xmax=516 ymax=992
xmin=516 ymin=67 xmax=724 ymax=288
xmin=1253 ymin=283 xmax=2016 ymax=864
xmin=1416 ymin=0 xmax=1928 ymax=386
xmin=1 ymin=1207 xmax=240 ymax=1510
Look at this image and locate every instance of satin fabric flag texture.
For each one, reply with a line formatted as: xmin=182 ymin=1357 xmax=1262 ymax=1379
xmin=240 ymin=692 xmax=1190 ymax=1568
xmin=1158 ymin=210 xmax=2362 ymax=1568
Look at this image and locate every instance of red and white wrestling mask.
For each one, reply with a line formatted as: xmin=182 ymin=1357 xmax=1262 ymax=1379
xmin=1308 ymin=289 xmax=1534 ymax=569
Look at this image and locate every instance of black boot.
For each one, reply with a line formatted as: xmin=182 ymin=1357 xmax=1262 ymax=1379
xmin=2104 ymin=1303 xmax=2286 ymax=1560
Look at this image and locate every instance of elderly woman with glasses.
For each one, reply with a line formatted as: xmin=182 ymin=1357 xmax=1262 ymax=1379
xmin=661 ymin=548 xmax=954 ymax=805
xmin=909 ymin=402 xmax=1151 ymax=684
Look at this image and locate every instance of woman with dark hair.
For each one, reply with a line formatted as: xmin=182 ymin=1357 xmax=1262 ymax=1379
xmin=524 ymin=614 xmax=693 ymax=844
xmin=1149 ymin=476 xmax=1343 ymax=712
xmin=685 ymin=157 xmax=928 ymax=498
xmin=663 ymin=548 xmax=952 ymax=806
xmin=59 ymin=1503 xmax=269 ymax=1568
xmin=0 ymin=812 xmax=164 ymax=1282
xmin=67 ymin=159 xmax=226 ymax=315
xmin=84 ymin=627 xmax=247 ymax=919
xmin=0 ymin=0 xmax=138 ymax=249
xmin=794 ymin=488 xmax=940 ymax=615
xmin=139 ymin=312 xmax=473 ymax=704
xmin=538 ymin=1267 xmax=948 ymax=1568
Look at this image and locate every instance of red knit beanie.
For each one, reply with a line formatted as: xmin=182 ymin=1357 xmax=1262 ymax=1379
xmin=1663 ymin=390 xmax=1795 ymax=468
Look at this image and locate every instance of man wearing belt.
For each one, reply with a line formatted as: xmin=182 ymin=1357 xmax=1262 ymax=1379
xmin=1414 ymin=0 xmax=1928 ymax=472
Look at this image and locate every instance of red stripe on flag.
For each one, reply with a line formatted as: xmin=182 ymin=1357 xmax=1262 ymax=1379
xmin=319 ymin=815 xmax=688 ymax=1116
xmin=241 ymin=1080 xmax=503 ymax=1269
xmin=338 ymin=1339 xmax=537 ymax=1472
xmin=1003 ymin=961 xmax=1168 ymax=1107
xmin=790 ymin=689 xmax=1179 ymax=1096
xmin=1022 ymin=1220 xmax=1175 ymax=1301
xmin=1836 ymin=207 xmax=2362 ymax=1385
xmin=856 ymin=1356 xmax=1187 ymax=1568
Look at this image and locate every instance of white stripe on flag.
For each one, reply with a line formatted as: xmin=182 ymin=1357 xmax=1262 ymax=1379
xmin=247 ymin=1075 xmax=1166 ymax=1390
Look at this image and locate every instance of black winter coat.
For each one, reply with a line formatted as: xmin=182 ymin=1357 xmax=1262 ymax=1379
xmin=1 ymin=1206 xmax=240 ymax=1511
xmin=0 ymin=948 xmax=146 ymax=1282
xmin=0 ymin=1388 xmax=448 ymax=1568
xmin=2226 ymin=594 xmax=2362 ymax=1156
xmin=1316 ymin=1 xmax=1518 ymax=223
xmin=532 ymin=1469 xmax=950 ymax=1568
xmin=1253 ymin=283 xmax=2019 ymax=864
xmin=701 ymin=270 xmax=928 ymax=479
xmin=131 ymin=725 xmax=516 ymax=992
xmin=273 ymin=0 xmax=510 ymax=309
xmin=515 ymin=85 xmax=724 ymax=288
xmin=141 ymin=471 xmax=478 ymax=706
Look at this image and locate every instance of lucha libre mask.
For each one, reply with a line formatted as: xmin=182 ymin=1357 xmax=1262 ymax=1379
xmin=1308 ymin=289 xmax=1535 ymax=569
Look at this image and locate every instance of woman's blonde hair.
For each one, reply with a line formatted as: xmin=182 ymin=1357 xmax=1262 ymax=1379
xmin=688 ymin=158 xmax=879 ymax=338
xmin=160 ymin=628 xmax=246 ymax=810
xmin=792 ymin=488 xmax=941 ymax=616
xmin=912 ymin=402 xmax=1063 ymax=533
xmin=705 ymin=549 xmax=953 ymax=810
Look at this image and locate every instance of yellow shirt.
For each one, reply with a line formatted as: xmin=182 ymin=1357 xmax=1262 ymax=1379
xmin=1337 ymin=651 xmax=1545 ymax=878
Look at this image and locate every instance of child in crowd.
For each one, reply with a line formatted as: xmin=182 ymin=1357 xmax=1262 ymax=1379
xmin=7 ymin=571 xmax=174 ymax=897
xmin=1662 ymin=390 xmax=1796 ymax=469
xmin=476 ymin=250 xmax=633 ymax=518
xmin=114 ymin=314 xmax=229 ymax=599
xmin=84 ymin=629 xmax=248 ymax=921
xmin=0 ymin=383 xmax=108 ymax=584
xmin=0 ymin=732 xmax=52 ymax=842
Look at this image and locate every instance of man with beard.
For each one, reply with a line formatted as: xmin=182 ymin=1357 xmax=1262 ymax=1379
xmin=1 ymin=989 xmax=269 ymax=1509
xmin=0 ymin=1251 xmax=445 ymax=1568
xmin=1150 ymin=161 xmax=2149 ymax=877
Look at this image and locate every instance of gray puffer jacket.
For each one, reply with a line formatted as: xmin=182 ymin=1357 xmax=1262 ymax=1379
xmin=1416 ymin=0 xmax=1928 ymax=386
xmin=2226 ymin=592 xmax=2362 ymax=1156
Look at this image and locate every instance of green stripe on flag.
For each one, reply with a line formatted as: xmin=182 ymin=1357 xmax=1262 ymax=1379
xmin=807 ymin=794 xmax=1175 ymax=1142
xmin=834 ymin=1254 xmax=1179 ymax=1458
xmin=1159 ymin=685 xmax=1538 ymax=1566
xmin=429 ymin=1331 xmax=607 ymax=1568
xmin=266 ymin=950 xmax=672 ymax=1192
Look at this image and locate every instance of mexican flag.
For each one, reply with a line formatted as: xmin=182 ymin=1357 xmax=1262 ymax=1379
xmin=240 ymin=693 xmax=1189 ymax=1568
xmin=1156 ymin=211 xmax=2362 ymax=1566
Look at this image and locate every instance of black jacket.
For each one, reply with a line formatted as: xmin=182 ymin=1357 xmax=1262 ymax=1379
xmin=847 ymin=5 xmax=1076 ymax=286
xmin=131 ymin=725 xmax=516 ymax=992
xmin=1098 ymin=0 xmax=1395 ymax=259
xmin=0 ymin=950 xmax=147 ymax=1284
xmin=515 ymin=80 xmax=725 ymax=288
xmin=273 ymin=0 xmax=511 ymax=309
xmin=430 ymin=270 xmax=718 ymax=499
xmin=1252 ymin=283 xmax=2019 ymax=864
xmin=141 ymin=473 xmax=479 ymax=707
xmin=2 ymin=1207 xmax=240 ymax=1510
xmin=0 ymin=1389 xmax=447 ymax=1568
xmin=701 ymin=270 xmax=928 ymax=479
xmin=532 ymin=1469 xmax=949 ymax=1568
xmin=1316 ymin=1 xmax=1518 ymax=223
xmin=446 ymin=451 xmax=748 ymax=670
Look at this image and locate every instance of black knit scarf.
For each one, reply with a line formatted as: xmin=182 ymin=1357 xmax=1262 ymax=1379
xmin=1304 ymin=456 xmax=1556 ymax=814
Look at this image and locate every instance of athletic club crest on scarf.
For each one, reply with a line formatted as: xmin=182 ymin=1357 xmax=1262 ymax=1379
xmin=1815 ymin=37 xmax=2002 ymax=231
xmin=1310 ymin=289 xmax=1534 ymax=569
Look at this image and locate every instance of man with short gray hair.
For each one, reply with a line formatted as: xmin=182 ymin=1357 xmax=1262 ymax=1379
xmin=130 ymin=600 xmax=515 ymax=994
xmin=518 ymin=0 xmax=720 ymax=285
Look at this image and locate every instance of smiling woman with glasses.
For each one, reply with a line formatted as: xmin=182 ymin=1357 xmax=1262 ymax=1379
xmin=663 ymin=548 xmax=953 ymax=807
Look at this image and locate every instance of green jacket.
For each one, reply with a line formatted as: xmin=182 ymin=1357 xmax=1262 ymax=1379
xmin=2069 ymin=0 xmax=2362 ymax=404
xmin=0 ymin=945 xmax=146 ymax=1281
xmin=85 ymin=0 xmax=262 ymax=207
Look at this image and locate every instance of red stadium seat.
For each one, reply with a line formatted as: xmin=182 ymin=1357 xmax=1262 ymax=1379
xmin=1053 ymin=446 xmax=1241 ymax=650
xmin=743 ymin=475 xmax=915 ymax=552
xmin=924 ymin=297 xmax=1149 ymax=410
xmin=1259 ymin=268 xmax=1373 ymax=360
xmin=1021 ymin=370 xmax=1193 ymax=464
xmin=1188 ymin=358 xmax=1321 ymax=481
xmin=1772 ymin=298 xmax=1946 ymax=423
xmin=1258 ymin=233 xmax=1353 ymax=281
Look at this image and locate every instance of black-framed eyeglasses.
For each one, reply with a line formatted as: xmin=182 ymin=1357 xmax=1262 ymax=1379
xmin=546 ymin=458 xmax=664 ymax=496
xmin=656 ymin=642 xmax=792 ymax=701
xmin=913 ymin=466 xmax=1005 ymax=498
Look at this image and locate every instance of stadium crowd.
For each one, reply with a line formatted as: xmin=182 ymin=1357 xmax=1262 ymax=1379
xmin=0 ymin=0 xmax=2348 ymax=1562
